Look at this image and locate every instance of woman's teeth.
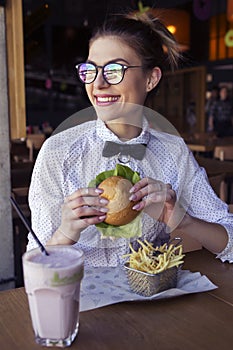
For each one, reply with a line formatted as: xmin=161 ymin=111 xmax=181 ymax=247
xmin=96 ymin=96 xmax=119 ymax=102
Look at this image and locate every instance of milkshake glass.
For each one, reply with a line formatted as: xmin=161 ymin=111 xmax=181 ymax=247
xmin=22 ymin=245 xmax=84 ymax=347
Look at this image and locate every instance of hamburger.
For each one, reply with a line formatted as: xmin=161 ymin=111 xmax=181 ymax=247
xmin=89 ymin=164 xmax=142 ymax=237
xmin=98 ymin=175 xmax=140 ymax=226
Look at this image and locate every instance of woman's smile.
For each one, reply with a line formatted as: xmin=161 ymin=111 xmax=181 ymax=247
xmin=95 ymin=94 xmax=120 ymax=106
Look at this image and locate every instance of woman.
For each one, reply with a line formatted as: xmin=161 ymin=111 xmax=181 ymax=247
xmin=28 ymin=13 xmax=233 ymax=265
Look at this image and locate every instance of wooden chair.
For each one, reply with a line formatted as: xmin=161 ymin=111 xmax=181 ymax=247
xmin=214 ymin=145 xmax=233 ymax=161
xmin=26 ymin=134 xmax=46 ymax=161
xmin=214 ymin=147 xmax=233 ymax=202
xmin=11 ymin=187 xmax=30 ymax=287
xmin=11 ymin=161 xmax=33 ymax=241
xmin=10 ymin=139 xmax=29 ymax=162
xmin=11 ymin=161 xmax=34 ymax=188
xmin=11 ymin=162 xmax=33 ymax=263
xmin=11 ymin=187 xmax=30 ymax=227
xmin=209 ymin=173 xmax=227 ymax=202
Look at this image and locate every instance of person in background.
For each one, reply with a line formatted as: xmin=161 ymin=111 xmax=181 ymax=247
xmin=27 ymin=12 xmax=233 ymax=266
xmin=208 ymin=86 xmax=233 ymax=137
xmin=205 ymin=85 xmax=219 ymax=132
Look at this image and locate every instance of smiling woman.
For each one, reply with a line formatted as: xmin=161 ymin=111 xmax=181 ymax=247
xmin=27 ymin=11 xmax=233 ymax=267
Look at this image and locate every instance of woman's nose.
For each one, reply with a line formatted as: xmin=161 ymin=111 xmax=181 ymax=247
xmin=93 ymin=69 xmax=109 ymax=88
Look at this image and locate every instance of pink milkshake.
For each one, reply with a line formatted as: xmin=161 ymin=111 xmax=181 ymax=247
xmin=23 ymin=246 xmax=84 ymax=347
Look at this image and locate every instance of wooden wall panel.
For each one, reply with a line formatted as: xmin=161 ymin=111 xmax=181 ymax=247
xmin=6 ymin=0 xmax=26 ymax=139
xmin=147 ymin=66 xmax=206 ymax=134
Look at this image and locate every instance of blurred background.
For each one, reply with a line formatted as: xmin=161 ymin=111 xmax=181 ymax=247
xmin=22 ymin=0 xmax=233 ymax=132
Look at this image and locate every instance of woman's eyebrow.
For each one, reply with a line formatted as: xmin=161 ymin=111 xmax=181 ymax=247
xmin=86 ymin=59 xmax=95 ymax=64
xmin=109 ymin=58 xmax=130 ymax=64
xmin=86 ymin=58 xmax=130 ymax=65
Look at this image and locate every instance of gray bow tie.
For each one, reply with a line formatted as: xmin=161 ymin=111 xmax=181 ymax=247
xmin=102 ymin=141 xmax=147 ymax=160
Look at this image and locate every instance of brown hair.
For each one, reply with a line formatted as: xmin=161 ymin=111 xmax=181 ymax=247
xmin=90 ymin=12 xmax=181 ymax=73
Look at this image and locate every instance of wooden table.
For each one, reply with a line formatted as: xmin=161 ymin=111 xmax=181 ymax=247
xmin=1 ymin=249 xmax=233 ymax=350
xmin=185 ymin=133 xmax=233 ymax=155
xmin=187 ymin=142 xmax=215 ymax=153
xmin=196 ymin=155 xmax=233 ymax=202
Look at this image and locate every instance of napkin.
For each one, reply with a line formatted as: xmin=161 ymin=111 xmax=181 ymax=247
xmin=80 ymin=266 xmax=217 ymax=312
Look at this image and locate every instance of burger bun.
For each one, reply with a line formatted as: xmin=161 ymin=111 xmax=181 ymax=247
xmin=98 ymin=175 xmax=140 ymax=226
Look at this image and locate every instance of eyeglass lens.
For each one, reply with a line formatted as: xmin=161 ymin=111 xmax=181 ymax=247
xmin=77 ymin=63 xmax=124 ymax=84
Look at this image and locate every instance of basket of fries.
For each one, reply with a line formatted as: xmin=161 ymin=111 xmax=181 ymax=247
xmin=123 ymin=239 xmax=184 ymax=297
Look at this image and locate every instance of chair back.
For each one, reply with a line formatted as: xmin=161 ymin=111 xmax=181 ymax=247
xmin=214 ymin=145 xmax=233 ymax=161
xmin=26 ymin=134 xmax=46 ymax=161
xmin=209 ymin=173 xmax=227 ymax=202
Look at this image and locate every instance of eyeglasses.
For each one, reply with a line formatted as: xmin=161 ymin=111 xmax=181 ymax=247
xmin=75 ymin=62 xmax=142 ymax=85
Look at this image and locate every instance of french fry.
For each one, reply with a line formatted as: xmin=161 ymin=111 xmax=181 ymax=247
xmin=123 ymin=239 xmax=184 ymax=274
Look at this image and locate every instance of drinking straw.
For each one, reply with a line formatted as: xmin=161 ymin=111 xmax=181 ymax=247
xmin=10 ymin=196 xmax=49 ymax=256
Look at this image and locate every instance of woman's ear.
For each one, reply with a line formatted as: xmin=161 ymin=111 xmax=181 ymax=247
xmin=146 ymin=67 xmax=162 ymax=92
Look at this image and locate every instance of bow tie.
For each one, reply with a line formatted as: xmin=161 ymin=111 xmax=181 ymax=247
xmin=102 ymin=141 xmax=147 ymax=160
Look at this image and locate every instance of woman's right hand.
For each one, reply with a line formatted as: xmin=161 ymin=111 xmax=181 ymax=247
xmin=46 ymin=187 xmax=108 ymax=246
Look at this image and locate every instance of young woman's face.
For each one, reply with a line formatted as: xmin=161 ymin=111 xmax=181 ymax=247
xmin=85 ymin=36 xmax=152 ymax=122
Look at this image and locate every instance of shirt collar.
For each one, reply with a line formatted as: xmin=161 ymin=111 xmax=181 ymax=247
xmin=96 ymin=117 xmax=150 ymax=145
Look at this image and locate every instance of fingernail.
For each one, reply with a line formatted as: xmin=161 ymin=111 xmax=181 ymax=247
xmin=100 ymin=207 xmax=108 ymax=213
xmin=129 ymin=186 xmax=135 ymax=193
xmin=98 ymin=215 xmax=106 ymax=221
xmin=95 ymin=188 xmax=103 ymax=194
xmin=100 ymin=198 xmax=108 ymax=204
xmin=132 ymin=203 xmax=140 ymax=210
xmin=129 ymin=194 xmax=137 ymax=201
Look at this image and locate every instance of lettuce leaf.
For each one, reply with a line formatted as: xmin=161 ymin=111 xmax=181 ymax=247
xmin=96 ymin=213 xmax=142 ymax=238
xmin=89 ymin=164 xmax=140 ymax=188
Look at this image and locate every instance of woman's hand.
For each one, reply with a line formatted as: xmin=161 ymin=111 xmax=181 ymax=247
xmin=129 ymin=177 xmax=229 ymax=254
xmin=47 ymin=187 xmax=108 ymax=245
xmin=129 ymin=177 xmax=178 ymax=226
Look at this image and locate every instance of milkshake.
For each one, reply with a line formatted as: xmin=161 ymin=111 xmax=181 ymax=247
xmin=23 ymin=246 xmax=84 ymax=347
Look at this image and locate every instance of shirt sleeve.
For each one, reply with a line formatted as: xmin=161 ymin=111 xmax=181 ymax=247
xmin=27 ymin=136 xmax=65 ymax=250
xmin=177 ymin=141 xmax=233 ymax=262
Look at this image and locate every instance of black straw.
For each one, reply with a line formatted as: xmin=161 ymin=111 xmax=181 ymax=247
xmin=10 ymin=196 xmax=49 ymax=256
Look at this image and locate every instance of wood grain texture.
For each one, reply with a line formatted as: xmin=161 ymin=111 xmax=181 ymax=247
xmin=1 ymin=250 xmax=233 ymax=350
xmin=5 ymin=0 xmax=26 ymax=139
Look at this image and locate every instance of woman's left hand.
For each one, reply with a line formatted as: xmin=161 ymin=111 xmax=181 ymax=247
xmin=129 ymin=177 xmax=177 ymax=225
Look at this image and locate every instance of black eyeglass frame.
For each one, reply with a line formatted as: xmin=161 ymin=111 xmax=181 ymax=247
xmin=75 ymin=62 xmax=142 ymax=85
